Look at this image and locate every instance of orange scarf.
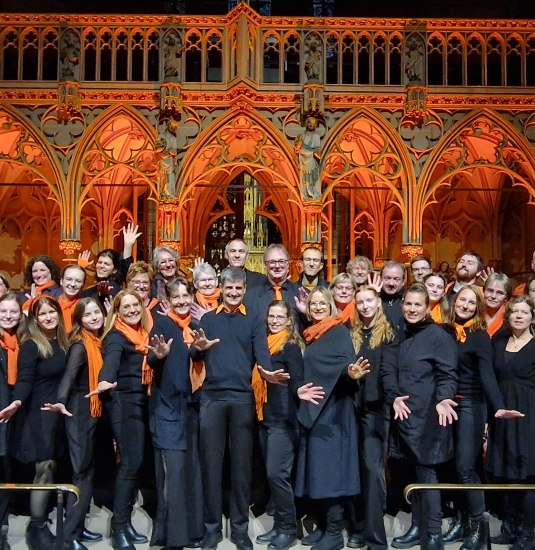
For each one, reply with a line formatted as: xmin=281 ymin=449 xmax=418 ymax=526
xmin=453 ymin=318 xmax=477 ymax=343
xmin=336 ymin=300 xmax=356 ymax=327
xmin=22 ymin=280 xmax=56 ymax=312
xmin=58 ymin=293 xmax=79 ymax=333
xmin=81 ymin=329 xmax=104 ymax=417
xmin=195 ymin=289 xmax=221 ymax=311
xmin=0 ymin=332 xmax=19 ymax=385
xmin=304 ymin=317 xmax=342 ymax=343
xmin=167 ymin=310 xmax=206 ymax=392
xmin=114 ymin=317 xmax=153 ymax=389
xmin=253 ymin=329 xmax=290 ymax=421
xmin=486 ymin=305 xmax=505 ymax=337
xmin=430 ymin=302 xmax=443 ymax=324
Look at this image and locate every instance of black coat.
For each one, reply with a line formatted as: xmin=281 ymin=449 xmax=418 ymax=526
xmin=382 ymin=319 xmax=458 ymax=465
xmin=0 ymin=349 xmax=10 ymax=457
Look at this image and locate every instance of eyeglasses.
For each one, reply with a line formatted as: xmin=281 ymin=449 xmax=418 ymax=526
xmin=131 ymin=281 xmax=150 ymax=289
xmin=266 ymin=259 xmax=288 ymax=267
xmin=310 ymin=301 xmax=329 ymax=308
xmin=267 ymin=315 xmax=288 ymax=322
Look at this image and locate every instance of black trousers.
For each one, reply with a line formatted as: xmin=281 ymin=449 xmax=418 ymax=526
xmin=0 ymin=456 xmax=8 ymax=529
xmin=109 ymin=391 xmax=147 ymax=529
xmin=412 ymin=464 xmax=442 ymax=535
xmin=351 ymin=404 xmax=389 ymax=550
xmin=259 ymin=424 xmax=298 ymax=535
xmin=199 ymin=400 xmax=254 ymax=536
xmin=64 ymin=392 xmax=98 ymax=542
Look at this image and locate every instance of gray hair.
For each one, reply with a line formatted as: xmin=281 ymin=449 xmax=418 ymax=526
xmin=152 ymin=246 xmax=179 ymax=268
xmin=193 ymin=263 xmax=217 ymax=283
xmin=220 ymin=267 xmax=246 ymax=285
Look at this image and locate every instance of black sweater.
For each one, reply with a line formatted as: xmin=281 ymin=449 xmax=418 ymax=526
xmin=199 ymin=308 xmax=272 ymax=401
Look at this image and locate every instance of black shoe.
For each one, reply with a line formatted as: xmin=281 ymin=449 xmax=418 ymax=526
xmin=256 ymin=529 xmax=278 ymax=544
xmin=427 ymin=533 xmax=445 ymax=550
xmin=391 ymin=525 xmax=420 ymax=549
xmin=268 ymin=533 xmax=298 ymax=550
xmin=186 ymin=540 xmax=202 ymax=548
xmin=460 ymin=521 xmax=487 ymax=550
xmin=26 ymin=519 xmax=56 ymax=550
xmin=347 ymin=533 xmax=365 ymax=549
xmin=64 ymin=541 xmax=89 ymax=550
xmin=111 ymin=529 xmax=135 ymax=550
xmin=230 ymin=533 xmax=253 ymax=550
xmin=491 ymin=519 xmax=519 ymax=545
xmin=125 ymin=522 xmax=148 ymax=544
xmin=511 ymin=530 xmax=535 ymax=550
xmin=301 ymin=528 xmax=324 ymax=546
xmin=311 ymin=531 xmax=344 ymax=550
xmin=80 ymin=528 xmax=103 ymax=542
xmin=443 ymin=518 xmax=468 ymax=544
xmin=201 ymin=532 xmax=223 ymax=550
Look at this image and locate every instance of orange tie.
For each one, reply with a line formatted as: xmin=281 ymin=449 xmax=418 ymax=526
xmin=273 ymin=285 xmax=282 ymax=300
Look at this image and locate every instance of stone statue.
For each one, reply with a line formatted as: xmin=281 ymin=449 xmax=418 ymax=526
xmin=304 ymin=36 xmax=322 ymax=83
xmin=295 ymin=117 xmax=322 ymax=200
xmin=59 ymin=30 xmax=80 ymax=81
xmin=156 ymin=119 xmax=180 ymax=198
xmin=405 ymin=35 xmax=425 ymax=84
xmin=163 ymin=34 xmax=184 ymax=81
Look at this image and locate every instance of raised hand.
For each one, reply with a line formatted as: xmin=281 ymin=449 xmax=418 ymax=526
xmin=157 ymin=299 xmax=172 ymax=317
xmin=122 ymin=223 xmax=142 ymax=258
xmin=393 ymin=395 xmax=411 ymax=421
xmin=348 ymin=357 xmax=371 ymax=380
xmin=85 ymin=380 xmax=117 ymax=398
xmin=193 ymin=257 xmax=206 ymax=268
xmin=192 ymin=328 xmax=220 ymax=351
xmin=190 ymin=302 xmax=211 ymax=321
xmin=257 ymin=365 xmax=290 ymax=385
xmin=41 ymin=402 xmax=73 ymax=417
xmin=148 ymin=334 xmax=173 ymax=359
xmin=77 ymin=250 xmax=94 ymax=269
xmin=436 ymin=398 xmax=458 ymax=426
xmin=297 ymin=383 xmax=325 ymax=405
xmin=368 ymin=272 xmax=383 ymax=292
xmin=0 ymin=400 xmax=21 ymax=423
xmin=294 ymin=287 xmax=308 ymax=314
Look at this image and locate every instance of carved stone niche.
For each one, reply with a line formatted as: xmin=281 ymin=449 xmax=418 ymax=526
xmin=160 ymin=82 xmax=183 ymax=123
xmin=302 ymin=83 xmax=325 ymax=125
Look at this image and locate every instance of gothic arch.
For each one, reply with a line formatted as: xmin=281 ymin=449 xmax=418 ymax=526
xmin=177 ymin=107 xmax=303 ymax=256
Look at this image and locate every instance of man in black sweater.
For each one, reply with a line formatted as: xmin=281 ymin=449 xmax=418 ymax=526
xmin=198 ymin=267 xmax=272 ymax=550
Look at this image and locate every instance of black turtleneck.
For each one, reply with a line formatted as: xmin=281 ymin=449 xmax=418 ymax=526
xmin=380 ymin=289 xmax=404 ymax=332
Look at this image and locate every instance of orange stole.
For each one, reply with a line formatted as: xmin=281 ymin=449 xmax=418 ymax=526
xmin=195 ymin=289 xmax=221 ymax=310
xmin=336 ymin=301 xmax=356 ymax=327
xmin=486 ymin=305 xmax=505 ymax=337
xmin=58 ymin=293 xmax=79 ymax=333
xmin=81 ymin=329 xmax=104 ymax=417
xmin=453 ymin=318 xmax=477 ymax=343
xmin=113 ymin=318 xmax=153 ymax=389
xmin=22 ymin=280 xmax=57 ymax=312
xmin=303 ymin=317 xmax=342 ymax=344
xmin=430 ymin=302 xmax=443 ymax=324
xmin=0 ymin=332 xmax=19 ymax=385
xmin=252 ymin=330 xmax=289 ymax=421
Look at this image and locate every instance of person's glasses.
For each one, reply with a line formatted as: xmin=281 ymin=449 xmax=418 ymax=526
xmin=267 ymin=315 xmax=288 ymax=322
xmin=310 ymin=301 xmax=329 ymax=308
xmin=131 ymin=281 xmax=150 ymax=289
xmin=266 ymin=259 xmax=288 ymax=267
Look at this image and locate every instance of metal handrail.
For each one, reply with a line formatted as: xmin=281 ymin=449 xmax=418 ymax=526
xmin=0 ymin=483 xmax=80 ymax=550
xmin=403 ymin=483 xmax=535 ymax=550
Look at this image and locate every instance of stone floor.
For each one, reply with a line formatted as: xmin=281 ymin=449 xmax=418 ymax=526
xmin=5 ymin=503 xmax=505 ymax=549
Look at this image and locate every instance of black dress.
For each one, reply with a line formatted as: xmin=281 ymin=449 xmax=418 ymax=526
xmin=11 ymin=339 xmax=67 ymax=463
xmin=486 ymin=337 xmax=535 ymax=480
xmin=295 ymin=324 xmax=359 ymax=499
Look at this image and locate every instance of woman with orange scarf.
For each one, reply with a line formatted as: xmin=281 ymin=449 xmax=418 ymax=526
xmin=42 ymin=297 xmax=106 ymax=550
xmin=191 ymin=263 xmax=221 ymax=321
xmin=483 ymin=273 xmax=512 ymax=338
xmin=254 ymin=300 xmax=309 ymax=550
xmin=328 ymin=273 xmax=357 ymax=327
xmin=88 ymin=290 xmax=172 ymax=550
xmin=148 ymin=276 xmax=204 ymax=549
xmin=57 ymin=264 xmax=87 ymax=332
xmin=442 ymin=286 xmax=521 ymax=550
xmin=21 ymin=256 xmax=62 ymax=311
xmin=294 ymin=287 xmax=369 ymax=550
xmin=0 ymin=293 xmax=25 ymax=542
xmin=424 ymin=272 xmax=450 ymax=324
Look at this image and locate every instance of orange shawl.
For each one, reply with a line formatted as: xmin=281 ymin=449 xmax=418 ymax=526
xmin=430 ymin=302 xmax=443 ymax=324
xmin=453 ymin=318 xmax=477 ymax=343
xmin=304 ymin=317 xmax=342 ymax=344
xmin=58 ymin=293 xmax=79 ymax=333
xmin=253 ymin=329 xmax=289 ymax=421
xmin=195 ymin=289 xmax=221 ymax=311
xmin=167 ymin=310 xmax=206 ymax=393
xmin=336 ymin=300 xmax=356 ymax=327
xmin=486 ymin=305 xmax=505 ymax=337
xmin=114 ymin=317 xmax=152 ymax=389
xmin=22 ymin=280 xmax=57 ymax=312
xmin=0 ymin=332 xmax=19 ymax=385
xmin=81 ymin=329 xmax=104 ymax=417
